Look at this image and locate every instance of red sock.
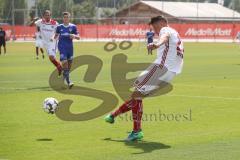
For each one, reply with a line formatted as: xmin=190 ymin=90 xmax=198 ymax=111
xmin=132 ymin=99 xmax=143 ymax=132
xmin=112 ymin=99 xmax=136 ymax=117
xmin=50 ymin=58 xmax=62 ymax=71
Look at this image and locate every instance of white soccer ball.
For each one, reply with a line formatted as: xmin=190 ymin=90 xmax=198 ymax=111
xmin=43 ymin=97 xmax=59 ymax=114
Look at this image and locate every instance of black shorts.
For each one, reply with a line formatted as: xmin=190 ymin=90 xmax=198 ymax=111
xmin=0 ymin=41 xmax=6 ymax=47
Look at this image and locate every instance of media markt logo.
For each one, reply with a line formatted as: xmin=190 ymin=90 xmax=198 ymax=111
xmin=109 ymin=28 xmax=147 ymax=36
xmin=185 ymin=28 xmax=232 ymax=36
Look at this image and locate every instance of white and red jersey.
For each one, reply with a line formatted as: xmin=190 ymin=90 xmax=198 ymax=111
xmin=35 ymin=19 xmax=58 ymax=42
xmin=155 ymin=26 xmax=184 ymax=74
xmin=236 ymin=32 xmax=240 ymax=40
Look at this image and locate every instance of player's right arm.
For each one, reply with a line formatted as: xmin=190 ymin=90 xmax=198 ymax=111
xmin=148 ymin=33 xmax=169 ymax=50
xmin=148 ymin=28 xmax=170 ymax=50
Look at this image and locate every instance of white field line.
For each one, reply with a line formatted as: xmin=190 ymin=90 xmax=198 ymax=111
xmin=0 ymin=87 xmax=239 ymax=101
xmin=166 ymin=94 xmax=240 ymax=101
xmin=0 ymin=81 xmax=239 ymax=90
xmin=174 ymin=84 xmax=240 ymax=90
xmin=0 ymin=81 xmax=45 ymax=83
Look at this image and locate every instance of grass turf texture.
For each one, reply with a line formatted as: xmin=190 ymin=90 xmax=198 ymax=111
xmin=0 ymin=42 xmax=240 ymax=160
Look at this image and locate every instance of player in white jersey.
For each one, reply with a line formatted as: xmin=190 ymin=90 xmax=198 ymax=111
xmin=104 ymin=16 xmax=184 ymax=141
xmin=236 ymin=32 xmax=240 ymax=43
xmin=35 ymin=10 xmax=62 ymax=75
xmin=34 ymin=31 xmax=44 ymax=59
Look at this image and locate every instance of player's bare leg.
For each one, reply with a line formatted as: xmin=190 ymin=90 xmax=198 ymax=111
xmin=3 ymin=44 xmax=6 ymax=54
xmin=148 ymin=48 xmax=153 ymax=55
xmin=40 ymin=48 xmax=44 ymax=59
xmin=36 ymin=47 xmax=39 ymax=59
xmin=49 ymin=55 xmax=62 ymax=76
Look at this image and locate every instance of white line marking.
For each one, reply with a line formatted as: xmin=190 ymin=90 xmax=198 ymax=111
xmin=175 ymin=84 xmax=240 ymax=90
xmin=0 ymin=81 xmax=239 ymax=90
xmin=0 ymin=87 xmax=239 ymax=101
xmin=167 ymin=94 xmax=240 ymax=101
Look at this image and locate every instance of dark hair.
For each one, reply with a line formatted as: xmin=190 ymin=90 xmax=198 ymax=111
xmin=63 ymin=12 xmax=71 ymax=17
xmin=149 ymin=16 xmax=168 ymax=24
xmin=43 ymin=10 xmax=51 ymax=16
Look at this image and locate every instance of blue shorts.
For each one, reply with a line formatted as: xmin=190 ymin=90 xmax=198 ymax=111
xmin=148 ymin=39 xmax=153 ymax=44
xmin=59 ymin=47 xmax=73 ymax=61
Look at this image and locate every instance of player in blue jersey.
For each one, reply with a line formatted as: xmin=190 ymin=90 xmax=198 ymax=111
xmin=146 ymin=28 xmax=155 ymax=55
xmin=54 ymin=12 xmax=80 ymax=89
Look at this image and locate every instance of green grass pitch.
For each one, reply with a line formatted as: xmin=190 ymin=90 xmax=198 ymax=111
xmin=0 ymin=42 xmax=240 ymax=160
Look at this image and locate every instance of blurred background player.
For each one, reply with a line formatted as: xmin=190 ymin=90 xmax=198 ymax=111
xmin=34 ymin=30 xmax=44 ymax=59
xmin=0 ymin=27 xmax=6 ymax=55
xmin=105 ymin=16 xmax=184 ymax=141
xmin=236 ymin=31 xmax=240 ymax=43
xmin=146 ymin=28 xmax=154 ymax=55
xmin=35 ymin=10 xmax=62 ymax=75
xmin=54 ymin=12 xmax=80 ymax=89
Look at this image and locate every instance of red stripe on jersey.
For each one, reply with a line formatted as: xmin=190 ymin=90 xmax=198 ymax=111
xmin=159 ymin=41 xmax=169 ymax=69
xmin=50 ymin=19 xmax=57 ymax=25
xmin=41 ymin=19 xmax=57 ymax=25
xmin=136 ymin=65 xmax=158 ymax=89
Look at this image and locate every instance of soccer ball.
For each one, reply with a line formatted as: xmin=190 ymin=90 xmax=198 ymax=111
xmin=43 ymin=97 xmax=59 ymax=114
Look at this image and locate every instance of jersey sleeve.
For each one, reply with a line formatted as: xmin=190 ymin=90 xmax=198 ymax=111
xmin=35 ymin=19 xmax=41 ymax=27
xmin=160 ymin=27 xmax=171 ymax=37
xmin=73 ymin=25 xmax=79 ymax=35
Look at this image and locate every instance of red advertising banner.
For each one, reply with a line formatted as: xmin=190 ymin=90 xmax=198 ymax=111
xmin=1 ymin=23 xmax=240 ymax=40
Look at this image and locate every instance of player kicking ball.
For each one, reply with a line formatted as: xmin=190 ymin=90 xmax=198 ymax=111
xmin=54 ymin=12 xmax=80 ymax=89
xmin=105 ymin=16 xmax=184 ymax=141
xmin=35 ymin=10 xmax=62 ymax=75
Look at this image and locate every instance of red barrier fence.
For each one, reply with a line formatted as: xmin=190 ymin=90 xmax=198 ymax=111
xmin=1 ymin=23 xmax=240 ymax=40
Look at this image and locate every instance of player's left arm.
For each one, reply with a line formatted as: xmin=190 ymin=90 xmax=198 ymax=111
xmin=148 ymin=33 xmax=170 ymax=50
xmin=4 ymin=31 xmax=6 ymax=41
xmin=70 ymin=26 xmax=80 ymax=40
